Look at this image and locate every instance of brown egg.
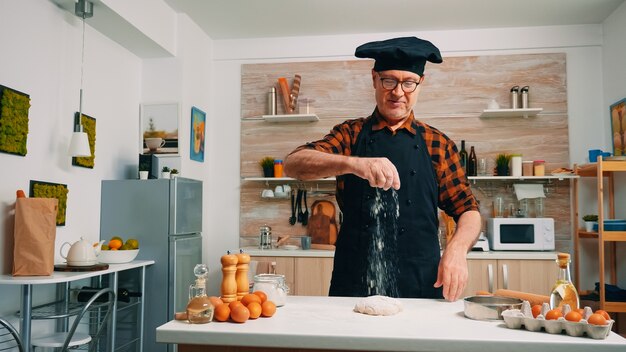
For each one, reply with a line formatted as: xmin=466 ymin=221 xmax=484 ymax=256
xmin=588 ymin=313 xmax=608 ymax=326
xmin=247 ymin=302 xmax=262 ymax=319
xmin=545 ymin=309 xmax=563 ymax=320
xmin=261 ymin=300 xmax=276 ymax=317
xmin=213 ymin=304 xmax=230 ymax=322
xmin=531 ymin=305 xmax=542 ymax=318
xmin=230 ymin=305 xmax=250 ymax=323
xmin=595 ymin=309 xmax=611 ymax=321
xmin=564 ymin=311 xmax=582 ymax=322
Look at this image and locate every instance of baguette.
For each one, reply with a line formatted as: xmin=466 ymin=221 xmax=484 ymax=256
xmin=494 ymin=289 xmax=549 ymax=307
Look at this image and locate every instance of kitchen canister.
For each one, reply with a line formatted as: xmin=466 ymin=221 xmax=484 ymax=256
xmin=253 ymin=273 xmax=289 ymax=306
xmin=267 ymin=87 xmax=277 ymax=115
xmin=510 ymin=86 xmax=520 ymax=109
xmin=511 ymin=154 xmax=522 ymax=177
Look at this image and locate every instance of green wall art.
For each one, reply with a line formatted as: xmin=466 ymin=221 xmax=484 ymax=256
xmin=0 ymin=84 xmax=31 ymax=156
xmin=72 ymin=112 xmax=96 ymax=168
xmin=29 ymin=180 xmax=69 ymax=226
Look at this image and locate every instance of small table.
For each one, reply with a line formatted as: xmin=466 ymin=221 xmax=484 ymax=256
xmin=0 ymin=260 xmax=154 ymax=352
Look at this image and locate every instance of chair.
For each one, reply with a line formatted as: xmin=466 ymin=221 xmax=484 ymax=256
xmin=31 ymin=287 xmax=116 ymax=352
xmin=0 ymin=317 xmax=24 ymax=352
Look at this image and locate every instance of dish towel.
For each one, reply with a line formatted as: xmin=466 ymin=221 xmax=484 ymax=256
xmin=513 ymin=184 xmax=545 ymax=200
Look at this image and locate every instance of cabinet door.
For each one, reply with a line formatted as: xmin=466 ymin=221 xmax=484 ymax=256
xmin=497 ymin=259 xmax=556 ymax=295
xmin=294 ymin=257 xmax=334 ymax=296
xmin=250 ymin=256 xmax=295 ymax=294
xmin=464 ymin=259 xmax=498 ymax=297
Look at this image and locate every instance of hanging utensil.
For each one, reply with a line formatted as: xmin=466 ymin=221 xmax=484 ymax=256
xmin=296 ymin=189 xmax=303 ymax=223
xmin=289 ymin=191 xmax=296 ymax=225
xmin=302 ymin=189 xmax=309 ymax=226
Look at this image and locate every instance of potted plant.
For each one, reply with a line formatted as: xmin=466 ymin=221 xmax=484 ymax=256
xmin=139 ymin=162 xmax=150 ymax=180
xmin=161 ymin=166 xmax=171 ymax=179
xmin=259 ymin=157 xmax=275 ymax=177
xmin=495 ymin=153 xmax=511 ymax=176
xmin=582 ymin=214 xmax=598 ymax=232
xmin=170 ymin=169 xmax=179 ymax=178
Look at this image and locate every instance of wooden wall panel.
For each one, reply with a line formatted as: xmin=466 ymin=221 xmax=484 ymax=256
xmin=240 ymin=53 xmax=572 ymax=253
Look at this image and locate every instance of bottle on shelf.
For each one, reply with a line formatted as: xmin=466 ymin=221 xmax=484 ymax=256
xmin=459 ymin=140 xmax=468 ymax=173
xmin=549 ymin=253 xmax=579 ymax=310
xmin=468 ymin=146 xmax=477 ymax=176
xmin=186 ymin=264 xmax=214 ymax=324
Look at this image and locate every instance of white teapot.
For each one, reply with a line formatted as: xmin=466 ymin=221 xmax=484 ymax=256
xmin=60 ymin=237 xmax=104 ymax=266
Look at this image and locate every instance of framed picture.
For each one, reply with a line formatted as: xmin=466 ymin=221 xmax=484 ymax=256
xmin=140 ymin=102 xmax=179 ymax=154
xmin=0 ymin=84 xmax=31 ymax=156
xmin=72 ymin=112 xmax=96 ymax=168
xmin=29 ymin=180 xmax=69 ymax=226
xmin=190 ymin=106 xmax=206 ymax=162
xmin=610 ymin=98 xmax=626 ymax=157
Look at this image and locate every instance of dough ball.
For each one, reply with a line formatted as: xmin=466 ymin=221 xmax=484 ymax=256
xmin=354 ymin=295 xmax=403 ymax=316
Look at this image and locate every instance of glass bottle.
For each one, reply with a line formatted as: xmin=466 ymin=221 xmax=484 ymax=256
xmin=549 ymin=253 xmax=579 ymax=310
xmin=459 ymin=140 xmax=468 ymax=173
xmin=468 ymin=146 xmax=477 ymax=176
xmin=186 ymin=264 xmax=214 ymax=324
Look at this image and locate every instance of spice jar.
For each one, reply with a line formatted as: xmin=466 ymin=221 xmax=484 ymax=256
xmin=273 ymin=159 xmax=284 ymax=178
xmin=533 ymin=160 xmax=546 ymax=176
xmin=252 ymin=273 xmax=289 ymax=306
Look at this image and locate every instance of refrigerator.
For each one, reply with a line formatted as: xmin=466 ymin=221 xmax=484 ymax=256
xmin=100 ymin=177 xmax=203 ymax=352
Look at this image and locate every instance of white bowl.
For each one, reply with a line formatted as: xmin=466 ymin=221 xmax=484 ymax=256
xmin=97 ymin=249 xmax=139 ymax=264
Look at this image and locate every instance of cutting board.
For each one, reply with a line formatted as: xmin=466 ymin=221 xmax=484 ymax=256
xmin=54 ymin=263 xmax=109 ymax=272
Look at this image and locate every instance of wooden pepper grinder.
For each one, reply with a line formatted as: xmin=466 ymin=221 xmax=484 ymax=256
xmin=220 ymin=251 xmax=238 ymax=303
xmin=235 ymin=250 xmax=251 ymax=300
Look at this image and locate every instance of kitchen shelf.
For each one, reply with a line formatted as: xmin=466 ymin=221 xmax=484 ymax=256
xmin=259 ymin=114 xmax=319 ymax=123
xmin=573 ymin=156 xmax=626 ymax=313
xmin=479 ymin=108 xmax=543 ymax=118
xmin=469 ymin=175 xmax=577 ymax=181
xmin=243 ymin=177 xmax=336 ymax=182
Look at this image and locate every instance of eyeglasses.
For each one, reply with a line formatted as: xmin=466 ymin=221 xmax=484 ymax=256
xmin=379 ymin=77 xmax=421 ymax=93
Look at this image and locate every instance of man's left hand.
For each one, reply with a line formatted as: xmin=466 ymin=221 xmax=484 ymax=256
xmin=433 ymin=246 xmax=468 ymax=301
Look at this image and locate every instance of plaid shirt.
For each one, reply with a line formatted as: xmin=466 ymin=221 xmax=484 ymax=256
xmin=292 ymin=109 xmax=479 ymax=220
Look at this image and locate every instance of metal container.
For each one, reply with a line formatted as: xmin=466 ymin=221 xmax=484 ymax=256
xmin=463 ymin=295 xmax=523 ymax=320
xmin=259 ymin=225 xmax=272 ymax=249
xmin=510 ymin=86 xmax=520 ymax=109
xmin=521 ymin=86 xmax=529 ymax=108
xmin=267 ymin=87 xmax=277 ymax=115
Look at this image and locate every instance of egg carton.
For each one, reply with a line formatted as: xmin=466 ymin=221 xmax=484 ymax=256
xmin=501 ymin=301 xmax=614 ymax=340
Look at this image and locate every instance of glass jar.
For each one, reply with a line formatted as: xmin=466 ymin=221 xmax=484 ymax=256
xmin=252 ymin=273 xmax=289 ymax=306
xmin=522 ymin=161 xmax=534 ymax=176
xmin=533 ymin=160 xmax=546 ymax=176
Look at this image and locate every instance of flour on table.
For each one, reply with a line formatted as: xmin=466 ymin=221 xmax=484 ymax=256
xmin=354 ymin=295 xmax=403 ymax=316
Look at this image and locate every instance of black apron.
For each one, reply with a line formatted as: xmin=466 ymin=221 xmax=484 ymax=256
xmin=329 ymin=115 xmax=442 ymax=298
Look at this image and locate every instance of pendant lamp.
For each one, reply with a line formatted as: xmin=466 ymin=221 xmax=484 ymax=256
xmin=68 ymin=0 xmax=93 ymax=157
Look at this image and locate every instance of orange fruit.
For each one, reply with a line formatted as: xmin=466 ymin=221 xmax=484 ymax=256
xmin=261 ymin=300 xmax=276 ymax=317
xmin=247 ymin=302 xmax=262 ymax=319
xmin=108 ymin=239 xmax=122 ymax=250
xmin=241 ymin=293 xmax=262 ymax=306
xmin=564 ymin=311 xmax=582 ymax=322
xmin=213 ymin=304 xmax=230 ymax=322
xmin=575 ymin=308 xmax=585 ymax=316
xmin=587 ymin=313 xmax=608 ymax=326
xmin=531 ymin=305 xmax=542 ymax=318
xmin=545 ymin=309 xmax=563 ymax=320
xmin=209 ymin=296 xmax=223 ymax=308
xmin=595 ymin=309 xmax=611 ymax=320
xmin=230 ymin=305 xmax=250 ymax=323
xmin=229 ymin=301 xmax=243 ymax=310
xmin=253 ymin=290 xmax=268 ymax=303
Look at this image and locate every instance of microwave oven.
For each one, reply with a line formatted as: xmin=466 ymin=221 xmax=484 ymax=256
xmin=487 ymin=218 xmax=555 ymax=251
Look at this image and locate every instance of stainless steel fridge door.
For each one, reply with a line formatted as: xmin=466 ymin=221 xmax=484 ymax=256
xmin=169 ymin=178 xmax=202 ymax=235
xmin=169 ymin=234 xmax=203 ymax=316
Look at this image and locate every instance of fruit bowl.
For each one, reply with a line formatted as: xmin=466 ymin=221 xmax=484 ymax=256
xmin=97 ymin=249 xmax=139 ymax=264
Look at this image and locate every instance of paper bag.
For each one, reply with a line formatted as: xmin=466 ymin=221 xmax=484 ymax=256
xmin=12 ymin=198 xmax=58 ymax=276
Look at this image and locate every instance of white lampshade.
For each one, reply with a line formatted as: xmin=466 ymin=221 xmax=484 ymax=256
xmin=68 ymin=131 xmax=91 ymax=157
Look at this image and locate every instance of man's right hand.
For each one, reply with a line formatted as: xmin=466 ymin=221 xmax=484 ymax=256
xmin=354 ymin=157 xmax=401 ymax=190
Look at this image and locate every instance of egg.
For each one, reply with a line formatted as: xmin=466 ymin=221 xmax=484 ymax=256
xmin=595 ymin=309 xmax=611 ymax=321
xmin=531 ymin=304 xmax=542 ymax=318
xmin=564 ymin=311 xmax=582 ymax=322
xmin=545 ymin=309 xmax=563 ymax=320
xmin=587 ymin=313 xmax=608 ymax=326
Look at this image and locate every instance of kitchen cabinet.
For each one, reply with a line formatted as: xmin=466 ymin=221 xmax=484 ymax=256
xmin=250 ymin=256 xmax=333 ymax=296
xmin=573 ymin=157 xmax=626 ymax=313
xmin=463 ymin=258 xmax=557 ymax=297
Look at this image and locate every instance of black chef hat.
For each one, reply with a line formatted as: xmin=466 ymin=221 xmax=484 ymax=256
xmin=355 ymin=36 xmax=443 ymax=76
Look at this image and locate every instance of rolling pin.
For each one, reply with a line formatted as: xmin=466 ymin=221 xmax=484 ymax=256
xmin=310 ymin=243 xmax=335 ymax=250
xmin=493 ymin=289 xmax=549 ymax=307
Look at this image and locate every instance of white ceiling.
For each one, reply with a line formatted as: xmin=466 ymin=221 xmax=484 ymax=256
xmin=164 ymin=0 xmax=625 ymax=40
